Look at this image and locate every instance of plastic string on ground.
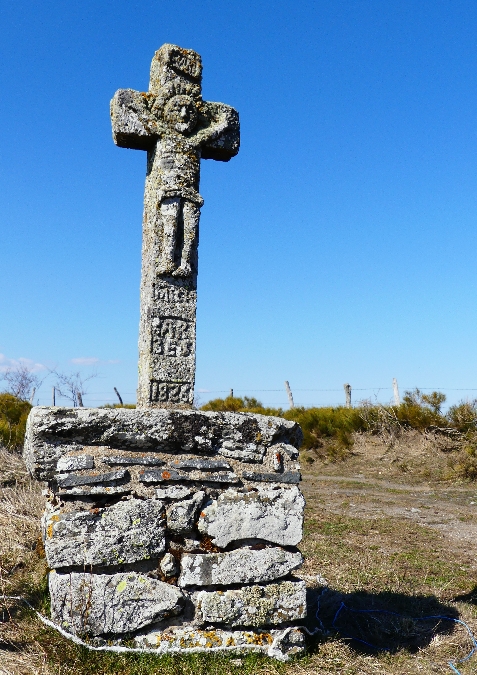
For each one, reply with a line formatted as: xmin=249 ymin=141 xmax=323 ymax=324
xmin=328 ymin=600 xmax=477 ymax=675
xmin=4 ymin=593 xmax=477 ymax=672
xmin=2 ymin=596 xmax=294 ymax=662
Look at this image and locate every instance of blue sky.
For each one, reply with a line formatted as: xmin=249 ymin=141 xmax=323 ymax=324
xmin=1 ymin=0 xmax=477 ymax=409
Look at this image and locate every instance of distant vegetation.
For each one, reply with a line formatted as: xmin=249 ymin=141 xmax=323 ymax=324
xmin=200 ymin=390 xmax=477 ymax=476
xmin=100 ymin=403 xmax=137 ymax=409
xmin=0 ymin=393 xmax=31 ymax=451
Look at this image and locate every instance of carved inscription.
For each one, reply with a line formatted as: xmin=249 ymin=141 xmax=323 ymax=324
xmin=150 ymin=381 xmax=192 ymax=404
xmin=169 ymin=48 xmax=202 ymax=80
xmin=151 ymin=318 xmax=194 ymax=358
xmin=153 ymin=284 xmax=195 ymax=304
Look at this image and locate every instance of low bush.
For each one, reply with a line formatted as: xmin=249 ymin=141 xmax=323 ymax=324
xmin=200 ymin=395 xmax=282 ymax=416
xmin=100 ymin=403 xmax=137 ymax=409
xmin=0 ymin=393 xmax=31 ymax=450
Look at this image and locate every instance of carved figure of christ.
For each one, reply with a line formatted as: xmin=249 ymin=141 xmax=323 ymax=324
xmin=111 ymin=44 xmax=240 ymax=407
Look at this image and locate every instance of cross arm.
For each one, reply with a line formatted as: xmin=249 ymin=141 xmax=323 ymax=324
xmin=110 ymin=89 xmax=162 ymax=150
xmin=198 ymin=102 xmax=240 ymax=162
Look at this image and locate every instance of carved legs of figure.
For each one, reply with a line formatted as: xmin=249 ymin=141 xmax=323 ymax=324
xmin=157 ymin=197 xmax=199 ymax=277
xmin=174 ymin=200 xmax=199 ymax=277
xmin=158 ymin=197 xmax=181 ymax=275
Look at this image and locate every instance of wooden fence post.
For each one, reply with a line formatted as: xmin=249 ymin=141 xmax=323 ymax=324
xmin=393 ymin=378 xmax=400 ymax=406
xmin=52 ymin=387 xmax=56 ymax=406
xmin=344 ymin=383 xmax=352 ymax=408
xmin=114 ymin=387 xmax=123 ymax=405
xmin=229 ymin=389 xmax=233 ymax=398
xmin=285 ymin=381 xmax=294 ymax=409
xmin=77 ymin=392 xmax=84 ymax=407
xmin=29 ymin=387 xmax=36 ymax=405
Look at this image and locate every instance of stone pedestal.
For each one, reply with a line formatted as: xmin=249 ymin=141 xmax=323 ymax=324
xmin=24 ymin=406 xmax=306 ymax=660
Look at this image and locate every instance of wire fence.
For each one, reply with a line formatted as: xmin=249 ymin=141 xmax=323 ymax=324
xmin=29 ymin=384 xmax=477 ymax=409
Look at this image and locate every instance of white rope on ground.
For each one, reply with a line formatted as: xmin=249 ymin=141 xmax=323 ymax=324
xmin=2 ymin=596 xmax=295 ymax=662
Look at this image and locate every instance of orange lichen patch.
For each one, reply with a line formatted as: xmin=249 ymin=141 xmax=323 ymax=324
xmin=244 ymin=632 xmax=272 ymax=645
xmin=162 ymin=471 xmax=171 ymax=480
xmin=46 ymin=514 xmax=60 ymax=538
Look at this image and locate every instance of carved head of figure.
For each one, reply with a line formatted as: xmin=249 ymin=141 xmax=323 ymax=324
xmin=164 ymin=95 xmax=198 ymax=134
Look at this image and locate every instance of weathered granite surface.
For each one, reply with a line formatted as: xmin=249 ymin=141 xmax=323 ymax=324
xmin=178 ymin=547 xmax=303 ymax=587
xmin=196 ymin=580 xmax=307 ymax=626
xmin=166 ymin=490 xmax=204 ymax=533
xmin=43 ymin=498 xmax=165 ymax=568
xmin=197 ymin=486 xmax=305 ymax=547
xmin=50 ymin=571 xmax=184 ymax=635
xmin=111 ymin=44 xmax=240 ymax=406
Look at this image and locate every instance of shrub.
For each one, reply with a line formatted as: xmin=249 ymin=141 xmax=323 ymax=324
xmin=200 ymin=396 xmax=282 ymax=416
xmin=396 ymin=389 xmax=448 ymax=430
xmin=447 ymin=400 xmax=477 ymax=433
xmin=283 ymin=406 xmax=365 ymax=458
xmin=448 ymin=444 xmax=477 ymax=480
xmin=0 ymin=393 xmax=32 ymax=451
xmin=100 ymin=403 xmax=137 ymax=409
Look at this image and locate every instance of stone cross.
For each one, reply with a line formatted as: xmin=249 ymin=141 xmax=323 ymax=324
xmin=111 ymin=44 xmax=240 ymax=407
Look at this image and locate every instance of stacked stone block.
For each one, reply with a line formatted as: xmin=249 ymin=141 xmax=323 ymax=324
xmin=24 ymin=406 xmax=306 ymax=659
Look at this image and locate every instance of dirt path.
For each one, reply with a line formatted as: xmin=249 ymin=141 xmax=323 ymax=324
xmin=302 ymin=470 xmax=477 ymax=555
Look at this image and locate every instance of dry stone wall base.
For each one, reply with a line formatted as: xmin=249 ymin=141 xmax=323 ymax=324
xmin=25 ymin=406 xmax=306 ymax=658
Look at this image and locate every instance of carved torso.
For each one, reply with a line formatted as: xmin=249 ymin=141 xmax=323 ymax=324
xmin=147 ymin=134 xmax=203 ymax=206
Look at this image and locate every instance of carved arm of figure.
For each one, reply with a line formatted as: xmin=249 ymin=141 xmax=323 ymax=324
xmin=110 ymin=89 xmax=166 ymax=150
xmin=195 ymin=101 xmax=240 ymax=161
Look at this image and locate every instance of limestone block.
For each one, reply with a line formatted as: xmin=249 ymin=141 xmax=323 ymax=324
xmin=218 ymin=441 xmax=265 ymax=463
xmin=160 ymin=553 xmax=178 ymax=577
xmin=197 ymin=486 xmax=305 ymax=547
xmin=166 ymin=490 xmax=204 ymax=533
xmin=178 ymin=547 xmax=303 ymax=587
xmin=176 ymin=459 xmax=231 ymax=470
xmin=196 ymin=580 xmax=306 ymax=627
xmin=140 ymin=468 xmax=238 ymax=484
xmin=136 ymin=625 xmax=305 ymax=659
xmin=55 ymin=469 xmax=128 ymax=488
xmin=241 ymin=471 xmax=301 ymax=484
xmin=44 ymin=498 xmax=165 ymax=568
xmin=24 ymin=407 xmax=302 ymax=481
xmin=270 ymin=443 xmax=299 ymax=459
xmin=103 ymin=455 xmax=165 ymax=466
xmin=50 ymin=570 xmax=184 ymax=635
xmin=156 ymin=486 xmax=193 ymax=500
xmin=56 ymin=455 xmax=94 ymax=472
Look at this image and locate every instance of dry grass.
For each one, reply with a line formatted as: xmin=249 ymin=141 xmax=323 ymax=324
xmin=2 ymin=436 xmax=477 ymax=675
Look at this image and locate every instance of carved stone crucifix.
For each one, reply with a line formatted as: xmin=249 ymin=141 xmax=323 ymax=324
xmin=111 ymin=44 xmax=240 ymax=407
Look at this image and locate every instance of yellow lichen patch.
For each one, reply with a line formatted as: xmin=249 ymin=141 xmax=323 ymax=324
xmin=116 ymin=580 xmax=127 ymax=593
xmin=46 ymin=514 xmax=60 ymax=538
xmin=244 ymin=632 xmax=272 ymax=645
xmin=202 ymin=630 xmax=222 ymax=648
